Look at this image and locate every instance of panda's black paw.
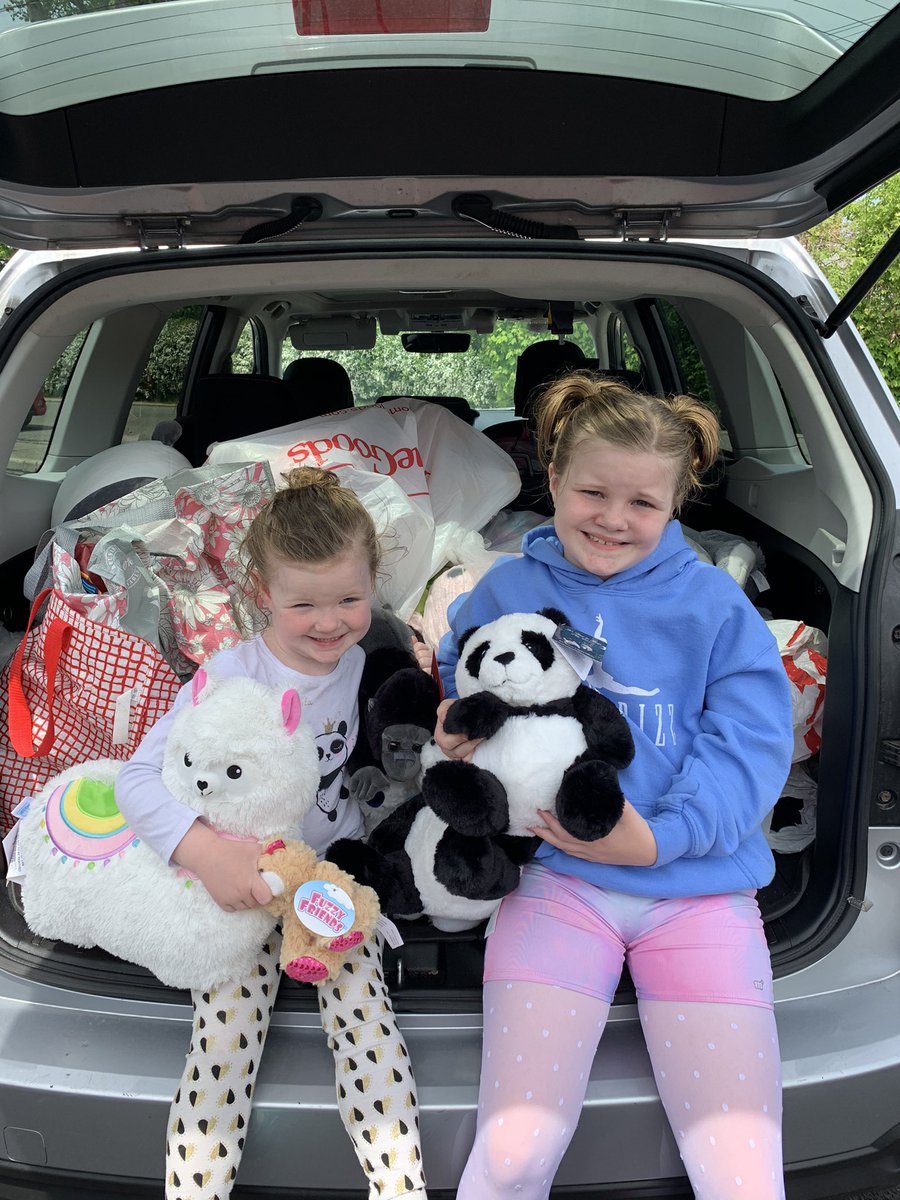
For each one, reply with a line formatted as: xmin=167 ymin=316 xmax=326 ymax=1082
xmin=422 ymin=760 xmax=510 ymax=837
xmin=444 ymin=692 xmax=511 ymax=741
xmin=556 ymin=760 xmax=626 ymax=841
xmin=434 ymin=829 xmax=521 ymax=899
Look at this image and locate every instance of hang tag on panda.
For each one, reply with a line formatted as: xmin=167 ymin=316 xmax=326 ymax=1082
xmin=552 ymin=624 xmax=607 ymax=681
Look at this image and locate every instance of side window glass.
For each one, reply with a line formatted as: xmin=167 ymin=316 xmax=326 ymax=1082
xmin=121 ymin=305 xmax=203 ymax=443
xmin=230 ymin=320 xmax=262 ymax=374
xmin=656 ymin=300 xmax=730 ymax=452
xmin=608 ymin=315 xmax=645 ymax=377
xmin=620 ymin=325 xmax=643 ymax=375
xmin=7 ymin=328 xmax=88 ymax=477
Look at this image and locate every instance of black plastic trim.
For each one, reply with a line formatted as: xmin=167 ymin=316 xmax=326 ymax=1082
xmin=1 ymin=1136 xmax=899 ymax=1198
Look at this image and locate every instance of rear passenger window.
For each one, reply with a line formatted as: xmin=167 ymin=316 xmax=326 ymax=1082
xmin=607 ymin=314 xmax=645 ymax=379
xmin=121 ymin=305 xmax=203 ymax=443
xmin=656 ymin=300 xmax=731 ymax=452
xmin=7 ymin=328 xmax=88 ymax=477
xmin=231 ymin=319 xmax=265 ymax=374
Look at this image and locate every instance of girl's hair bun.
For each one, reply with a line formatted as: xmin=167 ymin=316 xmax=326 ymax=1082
xmin=284 ymin=465 xmax=340 ymax=491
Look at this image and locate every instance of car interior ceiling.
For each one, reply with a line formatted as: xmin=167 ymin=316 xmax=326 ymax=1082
xmin=0 ymin=256 xmax=855 ymax=1006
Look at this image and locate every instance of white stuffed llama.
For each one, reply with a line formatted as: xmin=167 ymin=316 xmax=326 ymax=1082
xmin=17 ymin=669 xmax=354 ymax=989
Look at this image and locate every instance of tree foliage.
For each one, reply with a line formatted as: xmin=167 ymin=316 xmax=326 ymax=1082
xmin=43 ymin=307 xmax=200 ymax=402
xmin=799 ymin=174 xmax=900 ymax=399
xmin=134 ymin=307 xmax=202 ymax=403
xmin=2 ymin=0 xmax=158 ymax=20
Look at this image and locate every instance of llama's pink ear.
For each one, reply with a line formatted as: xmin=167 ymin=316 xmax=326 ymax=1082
xmin=191 ymin=668 xmax=208 ymax=706
xmin=281 ymin=689 xmax=302 ymax=734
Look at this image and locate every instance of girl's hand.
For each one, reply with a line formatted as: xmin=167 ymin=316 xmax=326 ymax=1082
xmin=173 ymin=822 xmax=273 ymax=912
xmin=530 ymin=799 xmax=658 ymax=867
xmin=433 ymin=697 xmax=483 ymax=761
xmin=408 ymin=630 xmax=434 ymax=673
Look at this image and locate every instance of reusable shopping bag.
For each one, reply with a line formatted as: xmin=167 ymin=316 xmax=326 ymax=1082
xmin=0 ymin=587 xmax=182 ymax=833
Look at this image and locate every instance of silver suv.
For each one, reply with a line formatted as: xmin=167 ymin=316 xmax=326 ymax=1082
xmin=0 ymin=3 xmax=899 ymax=1198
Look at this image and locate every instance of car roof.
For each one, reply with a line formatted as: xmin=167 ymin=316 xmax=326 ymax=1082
xmin=0 ymin=0 xmax=898 ymax=247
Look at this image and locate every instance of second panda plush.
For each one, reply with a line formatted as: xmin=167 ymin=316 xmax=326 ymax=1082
xmin=328 ymin=608 xmax=634 ymax=931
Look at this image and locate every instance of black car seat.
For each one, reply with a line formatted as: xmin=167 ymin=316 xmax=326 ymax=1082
xmin=282 ymin=357 xmax=353 ymax=418
xmin=483 ymin=340 xmax=587 ymax=513
xmin=173 ymin=374 xmax=293 ymax=467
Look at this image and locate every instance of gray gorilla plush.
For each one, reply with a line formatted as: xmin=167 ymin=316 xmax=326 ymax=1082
xmin=350 ymin=666 xmax=441 ymax=835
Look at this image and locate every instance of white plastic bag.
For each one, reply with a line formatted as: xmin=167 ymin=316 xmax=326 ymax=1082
xmin=762 ymin=761 xmax=818 ymax=853
xmin=208 ymin=400 xmax=521 ymax=618
xmin=480 ymin=508 xmax=547 ymax=554
xmin=208 ymin=403 xmax=429 ymax=512
xmin=766 ymin=619 xmax=827 ymax=762
xmin=682 ymin=526 xmax=765 ymax=592
xmin=340 ymin=466 xmax=435 ymax=620
xmin=388 ymin=398 xmax=521 ymax=569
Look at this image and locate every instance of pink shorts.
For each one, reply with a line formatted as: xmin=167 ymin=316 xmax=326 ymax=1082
xmin=484 ymin=864 xmax=774 ymax=1009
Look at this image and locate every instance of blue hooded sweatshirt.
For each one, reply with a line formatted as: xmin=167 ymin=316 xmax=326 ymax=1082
xmin=437 ymin=521 xmax=793 ymax=899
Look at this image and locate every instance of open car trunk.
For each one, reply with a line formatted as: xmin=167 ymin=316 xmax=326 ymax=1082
xmin=0 ymin=235 xmax=896 ymax=1197
xmin=0 ymin=236 xmax=883 ymax=988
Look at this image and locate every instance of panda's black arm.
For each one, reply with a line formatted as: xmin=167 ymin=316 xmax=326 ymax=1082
xmin=444 ymin=691 xmax=513 ymax=741
xmin=326 ymin=796 xmax=426 ymax=915
xmin=573 ymin=687 xmax=636 ymax=769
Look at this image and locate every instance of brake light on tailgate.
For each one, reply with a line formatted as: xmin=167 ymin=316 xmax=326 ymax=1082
xmin=294 ymin=0 xmax=490 ymax=36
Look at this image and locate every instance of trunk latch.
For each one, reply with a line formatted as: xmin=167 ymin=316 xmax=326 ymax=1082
xmin=616 ymin=208 xmax=681 ymax=243
xmin=127 ymin=216 xmax=191 ymax=251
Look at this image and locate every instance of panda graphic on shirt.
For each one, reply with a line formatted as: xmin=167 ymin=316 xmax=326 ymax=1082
xmin=315 ymin=720 xmax=351 ymax=821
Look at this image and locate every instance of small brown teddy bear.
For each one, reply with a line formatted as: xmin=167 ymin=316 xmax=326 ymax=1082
xmin=259 ymin=838 xmax=381 ymax=983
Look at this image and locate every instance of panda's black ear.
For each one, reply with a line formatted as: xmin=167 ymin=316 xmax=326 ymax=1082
xmin=538 ymin=606 xmax=568 ymax=627
xmin=457 ymin=625 xmax=480 ymax=654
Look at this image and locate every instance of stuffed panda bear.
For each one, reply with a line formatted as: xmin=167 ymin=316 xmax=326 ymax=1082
xmin=328 ymin=608 xmax=634 ymax=931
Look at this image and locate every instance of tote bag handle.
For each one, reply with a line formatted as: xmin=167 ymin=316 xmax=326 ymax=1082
xmin=6 ymin=587 xmax=74 ymax=758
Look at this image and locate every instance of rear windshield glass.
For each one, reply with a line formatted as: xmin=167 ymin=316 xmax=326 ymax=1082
xmin=0 ymin=0 xmax=892 ymax=114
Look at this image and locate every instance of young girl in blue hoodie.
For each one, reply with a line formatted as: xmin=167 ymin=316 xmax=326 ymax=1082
xmin=437 ymin=374 xmax=793 ymax=1200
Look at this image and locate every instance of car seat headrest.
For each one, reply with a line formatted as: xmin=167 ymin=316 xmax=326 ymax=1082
xmin=513 ymin=340 xmax=587 ymax=418
xmin=282 ymin=357 xmax=353 ymax=418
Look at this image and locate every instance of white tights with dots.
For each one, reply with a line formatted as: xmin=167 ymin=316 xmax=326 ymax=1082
xmin=457 ymin=981 xmax=784 ymax=1200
